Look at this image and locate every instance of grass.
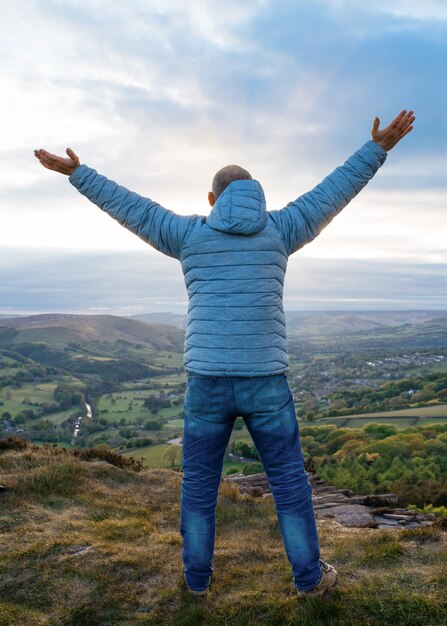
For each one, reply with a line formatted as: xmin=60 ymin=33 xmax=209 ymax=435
xmin=0 ymin=382 xmax=57 ymax=404
xmin=97 ymin=390 xmax=183 ymax=423
xmin=333 ymin=417 xmax=417 ymax=429
xmin=330 ymin=404 xmax=447 ymax=420
xmin=0 ymin=443 xmax=446 ymax=625
xmin=318 ymin=407 xmax=447 ymax=429
xmin=122 ymin=443 xmax=176 ymax=468
xmin=164 ymin=418 xmax=185 ymax=429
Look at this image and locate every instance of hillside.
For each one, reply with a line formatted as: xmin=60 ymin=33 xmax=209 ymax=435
xmin=285 ymin=310 xmax=447 ymax=330
xmin=287 ymin=316 xmax=447 ymax=353
xmin=0 ymin=441 xmax=446 ymax=625
xmin=130 ymin=310 xmax=447 ymax=335
xmin=0 ymin=314 xmax=185 ymax=352
xmin=131 ymin=312 xmax=188 ymax=330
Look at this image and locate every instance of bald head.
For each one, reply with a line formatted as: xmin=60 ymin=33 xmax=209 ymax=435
xmin=212 ymin=164 xmax=252 ymax=201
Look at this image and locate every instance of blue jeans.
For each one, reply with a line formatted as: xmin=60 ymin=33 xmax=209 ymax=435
xmin=180 ymin=372 xmax=321 ymax=592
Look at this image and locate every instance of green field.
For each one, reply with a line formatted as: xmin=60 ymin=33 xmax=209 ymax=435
xmin=97 ymin=389 xmax=183 ymax=423
xmin=122 ymin=443 xmax=177 ymax=468
xmin=123 ymin=441 xmax=255 ymax=474
xmin=317 ymin=404 xmax=447 ymax=429
xmin=335 ymin=416 xmax=418 ymax=429
xmin=44 ymin=408 xmax=82 ymax=425
xmin=0 ymin=381 xmax=79 ymax=426
xmin=333 ymin=403 xmax=447 ymax=419
xmin=165 ymin=418 xmax=185 ymax=429
xmin=0 ymin=382 xmax=57 ymax=405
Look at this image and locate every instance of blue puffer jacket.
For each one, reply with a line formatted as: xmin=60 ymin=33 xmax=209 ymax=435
xmin=69 ymin=140 xmax=386 ymax=376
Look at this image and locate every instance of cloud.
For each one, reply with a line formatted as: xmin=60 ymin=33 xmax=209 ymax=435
xmin=1 ymin=248 xmax=446 ymax=316
xmin=1 ymin=0 xmax=446 ymax=311
xmin=312 ymin=0 xmax=447 ymax=22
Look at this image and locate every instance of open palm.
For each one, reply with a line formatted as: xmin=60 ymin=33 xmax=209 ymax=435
xmin=34 ymin=147 xmax=80 ymax=175
xmin=371 ymin=110 xmax=415 ymax=151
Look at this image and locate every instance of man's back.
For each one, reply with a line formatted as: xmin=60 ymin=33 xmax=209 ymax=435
xmin=180 ymin=178 xmax=289 ymax=376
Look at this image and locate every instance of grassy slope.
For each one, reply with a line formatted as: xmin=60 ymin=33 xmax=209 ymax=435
xmin=317 ymin=405 xmax=447 ymax=430
xmin=0 ymin=445 xmax=446 ymax=625
xmin=2 ymin=314 xmax=185 ymax=352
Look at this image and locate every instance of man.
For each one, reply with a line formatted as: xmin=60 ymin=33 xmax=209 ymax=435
xmin=34 ymin=109 xmax=415 ymax=597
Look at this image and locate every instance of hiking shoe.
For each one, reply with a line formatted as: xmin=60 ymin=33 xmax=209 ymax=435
xmin=296 ymin=560 xmax=337 ymax=597
xmin=187 ymin=586 xmax=209 ymax=596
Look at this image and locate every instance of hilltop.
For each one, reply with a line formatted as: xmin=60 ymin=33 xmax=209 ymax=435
xmin=0 ymin=441 xmax=446 ymax=625
xmin=0 ymin=314 xmax=184 ymax=352
xmin=130 ymin=310 xmax=447 ymax=336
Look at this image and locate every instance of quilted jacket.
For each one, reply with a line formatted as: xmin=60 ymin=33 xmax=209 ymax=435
xmin=69 ymin=140 xmax=387 ymax=376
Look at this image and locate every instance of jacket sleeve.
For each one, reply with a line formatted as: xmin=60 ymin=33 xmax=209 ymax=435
xmin=69 ymin=165 xmax=193 ymax=260
xmin=269 ymin=140 xmax=387 ymax=256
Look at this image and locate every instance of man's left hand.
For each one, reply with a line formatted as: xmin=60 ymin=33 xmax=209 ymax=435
xmin=371 ymin=110 xmax=415 ymax=151
xmin=34 ymin=147 xmax=80 ymax=175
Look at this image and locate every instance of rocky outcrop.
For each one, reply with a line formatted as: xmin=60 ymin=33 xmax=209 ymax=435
xmin=223 ymin=472 xmax=435 ymax=529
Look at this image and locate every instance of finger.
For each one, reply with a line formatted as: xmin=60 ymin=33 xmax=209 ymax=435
xmin=395 ymin=125 xmax=414 ymax=142
xmin=66 ymin=147 xmax=80 ymax=164
xmin=400 ymin=116 xmax=415 ymax=133
xmin=390 ymin=110 xmax=407 ymax=129
xmin=45 ymin=154 xmax=61 ymax=164
xmin=372 ymin=116 xmax=380 ymax=133
xmin=38 ymin=149 xmax=58 ymax=161
xmin=399 ymin=111 xmax=414 ymax=127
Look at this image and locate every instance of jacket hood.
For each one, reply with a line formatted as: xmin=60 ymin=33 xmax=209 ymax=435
xmin=205 ymin=179 xmax=267 ymax=235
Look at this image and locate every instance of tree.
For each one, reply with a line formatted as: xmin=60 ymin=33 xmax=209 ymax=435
xmin=163 ymin=445 xmax=182 ymax=467
xmin=144 ymin=420 xmax=162 ymax=430
xmin=242 ymin=462 xmax=264 ymax=476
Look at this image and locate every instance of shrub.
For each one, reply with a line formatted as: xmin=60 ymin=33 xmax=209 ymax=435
xmin=242 ymin=462 xmax=264 ymax=476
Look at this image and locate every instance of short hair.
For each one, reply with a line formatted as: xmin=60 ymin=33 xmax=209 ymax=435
xmin=212 ymin=164 xmax=252 ymax=200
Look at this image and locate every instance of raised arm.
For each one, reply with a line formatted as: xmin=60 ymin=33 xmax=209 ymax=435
xmin=34 ymin=148 xmax=194 ymax=260
xmin=269 ymin=110 xmax=415 ymax=256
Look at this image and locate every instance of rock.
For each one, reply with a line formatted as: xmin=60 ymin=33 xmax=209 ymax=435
xmin=382 ymin=513 xmax=414 ymax=521
xmin=223 ymin=471 xmax=435 ymax=530
xmin=373 ymin=515 xmax=400 ymax=526
xmin=363 ymin=494 xmax=399 ymax=507
xmin=317 ymin=504 xmax=379 ymax=528
xmin=73 ymin=546 xmax=94 ymax=557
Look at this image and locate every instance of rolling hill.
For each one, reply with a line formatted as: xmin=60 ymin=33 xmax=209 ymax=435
xmin=285 ymin=310 xmax=447 ymax=336
xmin=0 ymin=314 xmax=185 ymax=352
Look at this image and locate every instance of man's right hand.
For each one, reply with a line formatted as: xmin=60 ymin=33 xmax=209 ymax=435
xmin=371 ymin=110 xmax=415 ymax=152
xmin=34 ymin=147 xmax=80 ymax=175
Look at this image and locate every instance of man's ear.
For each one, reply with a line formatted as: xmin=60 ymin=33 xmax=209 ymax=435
xmin=208 ymin=191 xmax=215 ymax=207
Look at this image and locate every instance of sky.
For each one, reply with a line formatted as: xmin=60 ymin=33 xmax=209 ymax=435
xmin=1 ymin=0 xmax=446 ymax=315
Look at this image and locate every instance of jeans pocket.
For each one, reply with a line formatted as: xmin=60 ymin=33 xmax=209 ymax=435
xmin=248 ymin=374 xmax=293 ymax=412
xmin=184 ymin=376 xmax=216 ymax=415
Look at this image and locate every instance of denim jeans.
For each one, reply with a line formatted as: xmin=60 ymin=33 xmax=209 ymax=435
xmin=180 ymin=372 xmax=321 ymax=592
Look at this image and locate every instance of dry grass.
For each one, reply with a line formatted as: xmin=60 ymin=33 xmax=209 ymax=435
xmin=0 ymin=445 xmax=446 ymax=625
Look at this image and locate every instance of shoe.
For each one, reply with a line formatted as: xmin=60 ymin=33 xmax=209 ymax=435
xmin=187 ymin=586 xmax=209 ymax=596
xmin=296 ymin=560 xmax=337 ymax=597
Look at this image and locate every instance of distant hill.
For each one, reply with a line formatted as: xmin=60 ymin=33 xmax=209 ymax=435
xmin=130 ymin=312 xmax=188 ymax=330
xmin=285 ymin=310 xmax=447 ymax=336
xmin=0 ymin=313 xmax=185 ymax=351
xmin=286 ymin=313 xmax=389 ymax=337
xmin=1 ymin=311 xmax=446 ymax=349
xmin=130 ymin=310 xmax=447 ymax=335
